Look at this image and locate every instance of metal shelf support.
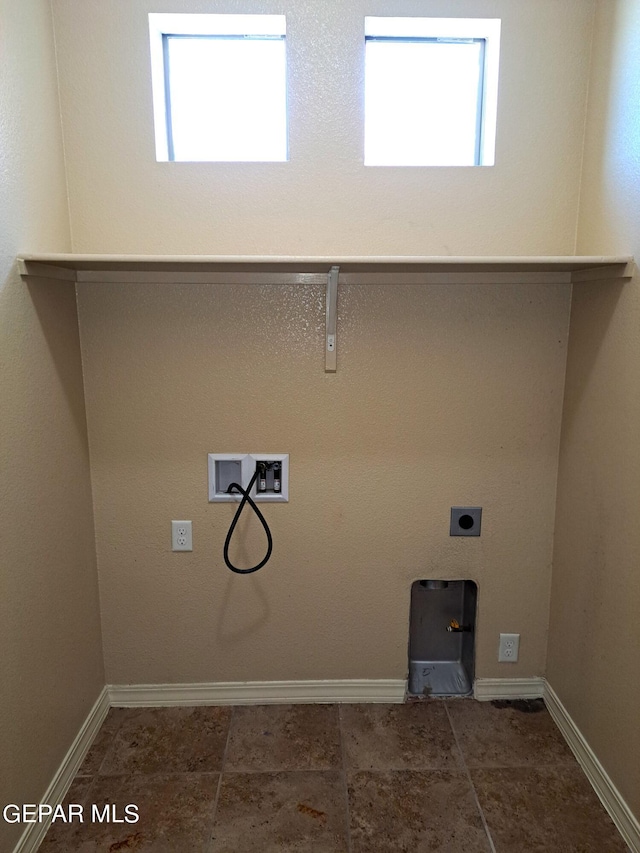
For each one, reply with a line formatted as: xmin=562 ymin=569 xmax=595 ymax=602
xmin=325 ymin=265 xmax=339 ymax=373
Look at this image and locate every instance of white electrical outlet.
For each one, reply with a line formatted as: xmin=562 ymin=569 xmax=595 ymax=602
xmin=498 ymin=633 xmax=520 ymax=662
xmin=171 ymin=520 xmax=192 ymax=551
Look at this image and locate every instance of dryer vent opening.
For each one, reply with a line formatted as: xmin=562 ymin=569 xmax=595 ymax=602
xmin=408 ymin=580 xmax=477 ymax=697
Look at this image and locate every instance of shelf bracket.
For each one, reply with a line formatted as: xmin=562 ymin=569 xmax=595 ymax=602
xmin=325 ymin=265 xmax=339 ymax=373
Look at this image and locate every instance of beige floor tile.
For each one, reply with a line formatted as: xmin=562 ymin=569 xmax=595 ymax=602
xmin=37 ymin=776 xmax=95 ymax=852
xmin=39 ymin=773 xmax=218 ymax=852
xmin=76 ymin=708 xmax=129 ymax=776
xmin=472 ymin=765 xmax=629 ymax=852
xmin=210 ymin=770 xmax=348 ymax=852
xmin=340 ymin=701 xmax=461 ymax=771
xmin=224 ymin=704 xmax=341 ymax=772
xmin=348 ymin=769 xmax=492 ymax=852
xmin=36 ymin=700 xmax=630 ymax=853
xmin=99 ymin=706 xmax=232 ymax=775
xmin=446 ymin=698 xmax=576 ymax=767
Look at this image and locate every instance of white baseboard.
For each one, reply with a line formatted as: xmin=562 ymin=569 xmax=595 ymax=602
xmin=111 ymin=678 xmax=547 ymax=707
xmin=108 ymin=678 xmax=407 ymax=707
xmin=474 ymin=677 xmax=545 ymax=701
xmin=545 ymin=682 xmax=639 ymax=853
xmin=12 ymin=686 xmax=110 ymax=853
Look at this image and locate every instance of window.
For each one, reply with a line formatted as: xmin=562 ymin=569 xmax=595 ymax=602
xmin=364 ymin=17 xmax=501 ymax=167
xmin=149 ymin=14 xmax=287 ymax=162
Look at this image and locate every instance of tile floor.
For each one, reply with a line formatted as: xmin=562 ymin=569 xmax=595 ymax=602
xmin=37 ymin=698 xmax=629 ymax=852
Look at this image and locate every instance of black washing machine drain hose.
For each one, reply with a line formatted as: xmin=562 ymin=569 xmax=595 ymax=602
xmin=223 ymin=468 xmax=273 ymax=574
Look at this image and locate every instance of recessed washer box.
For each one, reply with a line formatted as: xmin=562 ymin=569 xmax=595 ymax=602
xmin=208 ymin=453 xmax=289 ymax=502
xmin=450 ymin=507 xmax=482 ymax=537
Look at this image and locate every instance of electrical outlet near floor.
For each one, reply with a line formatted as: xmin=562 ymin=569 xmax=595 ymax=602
xmin=171 ymin=520 xmax=192 ymax=551
xmin=498 ymin=633 xmax=520 ymax=662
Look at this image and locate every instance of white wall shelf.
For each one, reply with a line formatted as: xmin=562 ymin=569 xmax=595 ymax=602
xmin=19 ymin=253 xmax=633 ymax=374
xmin=17 ymin=253 xmax=634 ymax=286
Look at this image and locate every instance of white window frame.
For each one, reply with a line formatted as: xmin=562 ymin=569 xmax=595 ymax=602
xmin=364 ymin=17 xmax=501 ymax=167
xmin=148 ymin=13 xmax=287 ymax=162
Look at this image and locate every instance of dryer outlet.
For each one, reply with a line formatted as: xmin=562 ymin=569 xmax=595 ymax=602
xmin=450 ymin=507 xmax=482 ymax=537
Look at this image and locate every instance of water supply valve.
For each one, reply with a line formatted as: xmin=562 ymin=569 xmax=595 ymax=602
xmin=208 ymin=453 xmax=289 ymax=502
xmin=446 ymin=619 xmax=472 ymax=633
xmin=254 ymin=459 xmax=283 ymax=496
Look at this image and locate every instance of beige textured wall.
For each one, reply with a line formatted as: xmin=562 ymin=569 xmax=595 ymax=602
xmin=0 ymin=2 xmax=103 ymax=849
xmin=549 ymin=0 xmax=640 ymax=820
xmin=62 ymin=0 xmax=590 ymax=687
xmin=78 ymin=280 xmax=570 ymax=684
xmin=52 ymin=0 xmax=594 ymax=256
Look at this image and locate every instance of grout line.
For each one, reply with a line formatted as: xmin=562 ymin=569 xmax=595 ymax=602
xmin=204 ymin=705 xmax=235 ymax=853
xmin=81 ymin=775 xmax=98 ymax=809
xmin=444 ymin=702 xmax=498 ymax=853
xmin=195 ymin=766 xmax=344 ymax=776
xmin=338 ymin=704 xmax=353 ymax=853
xmin=443 ymin=760 xmax=579 ymax=771
xmin=92 ymin=770 xmax=222 ymax=779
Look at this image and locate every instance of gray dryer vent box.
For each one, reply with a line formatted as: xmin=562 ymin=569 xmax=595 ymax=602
xmin=450 ymin=507 xmax=482 ymax=537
